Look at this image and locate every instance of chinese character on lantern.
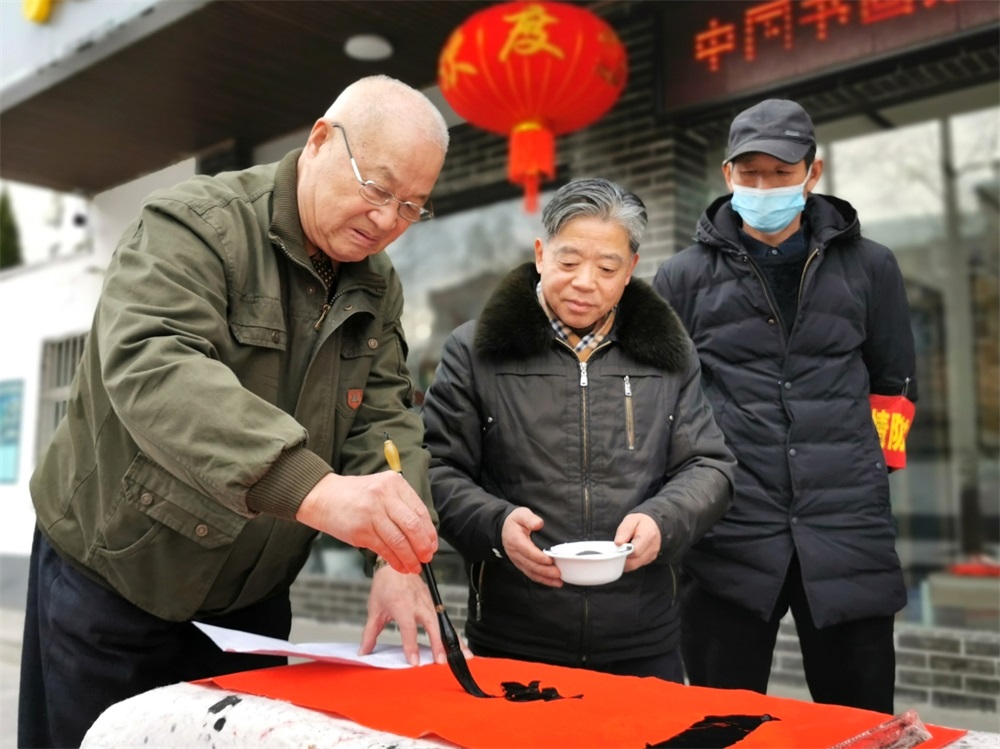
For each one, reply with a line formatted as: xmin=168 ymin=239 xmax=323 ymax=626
xmin=438 ymin=1 xmax=628 ymax=212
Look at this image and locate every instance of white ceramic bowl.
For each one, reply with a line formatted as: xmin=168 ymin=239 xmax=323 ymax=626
xmin=542 ymin=541 xmax=635 ymax=586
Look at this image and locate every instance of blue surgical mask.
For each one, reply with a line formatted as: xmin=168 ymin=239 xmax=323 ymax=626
xmin=730 ymin=172 xmax=810 ymax=234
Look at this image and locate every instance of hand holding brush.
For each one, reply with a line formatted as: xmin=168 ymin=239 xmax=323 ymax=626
xmin=383 ymin=433 xmax=493 ymax=698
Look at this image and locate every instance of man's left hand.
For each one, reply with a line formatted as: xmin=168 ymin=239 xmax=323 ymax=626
xmin=358 ymin=565 xmax=471 ymax=666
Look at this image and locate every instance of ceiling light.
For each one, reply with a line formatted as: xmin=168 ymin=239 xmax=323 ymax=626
xmin=344 ymin=34 xmax=393 ymax=61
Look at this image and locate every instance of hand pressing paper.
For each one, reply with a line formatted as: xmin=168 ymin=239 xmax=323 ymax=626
xmin=194 ymin=622 xmax=433 ymax=669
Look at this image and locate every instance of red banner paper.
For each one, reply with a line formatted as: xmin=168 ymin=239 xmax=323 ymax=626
xmin=200 ymin=658 xmax=966 ymax=749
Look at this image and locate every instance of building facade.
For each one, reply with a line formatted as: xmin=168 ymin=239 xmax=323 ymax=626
xmin=1 ymin=0 xmax=997 ymax=670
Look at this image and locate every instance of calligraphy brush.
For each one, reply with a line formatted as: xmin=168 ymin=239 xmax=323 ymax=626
xmin=382 ymin=432 xmax=492 ymax=698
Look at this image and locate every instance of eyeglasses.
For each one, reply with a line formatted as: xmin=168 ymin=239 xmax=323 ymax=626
xmin=329 ymin=122 xmax=434 ymax=223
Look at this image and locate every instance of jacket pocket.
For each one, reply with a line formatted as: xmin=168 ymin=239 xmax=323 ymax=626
xmin=229 ymin=297 xmax=287 ymax=404
xmin=335 ymin=352 xmax=377 ymax=420
xmin=229 ymin=296 xmax=287 ymax=350
xmin=469 ymin=560 xmax=486 ymax=621
xmin=88 ymin=453 xmax=245 ymax=621
xmin=602 ymin=365 xmax=669 ymax=464
xmin=701 ymin=366 xmax=731 ymax=425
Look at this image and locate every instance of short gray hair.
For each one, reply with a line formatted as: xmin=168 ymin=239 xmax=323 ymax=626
xmin=542 ymin=178 xmax=647 ymax=253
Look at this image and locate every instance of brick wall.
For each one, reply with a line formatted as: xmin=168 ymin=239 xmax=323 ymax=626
xmin=290 ymin=574 xmax=1000 ymax=714
xmin=771 ymin=616 xmax=1000 ymax=713
xmin=290 ymin=575 xmax=471 ymax=637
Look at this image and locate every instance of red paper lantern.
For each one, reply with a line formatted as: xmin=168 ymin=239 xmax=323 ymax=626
xmin=438 ymin=1 xmax=628 ymax=212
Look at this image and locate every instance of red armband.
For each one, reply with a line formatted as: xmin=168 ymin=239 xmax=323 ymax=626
xmin=869 ymin=394 xmax=916 ymax=469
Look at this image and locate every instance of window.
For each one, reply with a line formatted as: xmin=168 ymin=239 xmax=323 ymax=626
xmin=36 ymin=333 xmax=87 ymax=459
xmin=828 ymin=101 xmax=999 ymax=629
xmin=386 ymin=192 xmax=547 ymax=399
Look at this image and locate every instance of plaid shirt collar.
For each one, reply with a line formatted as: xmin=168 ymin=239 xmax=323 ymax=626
xmin=536 ymin=281 xmax=616 ymax=362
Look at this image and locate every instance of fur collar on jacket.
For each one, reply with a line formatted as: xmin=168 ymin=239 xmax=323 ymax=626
xmin=474 ymin=263 xmax=689 ymax=373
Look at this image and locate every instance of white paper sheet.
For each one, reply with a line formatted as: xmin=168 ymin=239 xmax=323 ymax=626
xmin=194 ymin=622 xmax=431 ymax=669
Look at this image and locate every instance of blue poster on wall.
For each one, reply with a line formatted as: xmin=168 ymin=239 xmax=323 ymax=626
xmin=0 ymin=380 xmax=24 ymax=483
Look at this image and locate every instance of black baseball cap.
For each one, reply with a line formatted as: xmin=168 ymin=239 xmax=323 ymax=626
xmin=725 ymin=99 xmax=816 ymax=165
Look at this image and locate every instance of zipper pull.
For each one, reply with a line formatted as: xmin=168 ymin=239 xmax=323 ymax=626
xmin=579 ymin=361 xmax=588 ymax=387
xmin=903 ymin=377 xmax=910 ymax=397
xmin=623 ymin=375 xmax=632 ymax=397
xmin=314 ymin=303 xmax=331 ymax=331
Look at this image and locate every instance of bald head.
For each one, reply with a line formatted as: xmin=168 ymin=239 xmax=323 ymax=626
xmin=297 ymin=76 xmax=448 ymax=264
xmin=323 ymin=75 xmax=450 ymax=154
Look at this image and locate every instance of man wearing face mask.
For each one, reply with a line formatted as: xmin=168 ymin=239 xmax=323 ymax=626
xmin=652 ymin=99 xmax=917 ymax=714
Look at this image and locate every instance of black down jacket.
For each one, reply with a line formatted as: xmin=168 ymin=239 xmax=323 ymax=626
xmin=653 ymin=194 xmax=917 ymax=628
xmin=422 ymin=263 xmax=735 ymax=667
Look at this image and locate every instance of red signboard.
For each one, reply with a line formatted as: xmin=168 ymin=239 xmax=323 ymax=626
xmin=658 ymin=0 xmax=1000 ymax=115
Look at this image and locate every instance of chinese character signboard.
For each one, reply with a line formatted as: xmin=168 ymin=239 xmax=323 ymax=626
xmin=658 ymin=0 xmax=999 ymax=116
